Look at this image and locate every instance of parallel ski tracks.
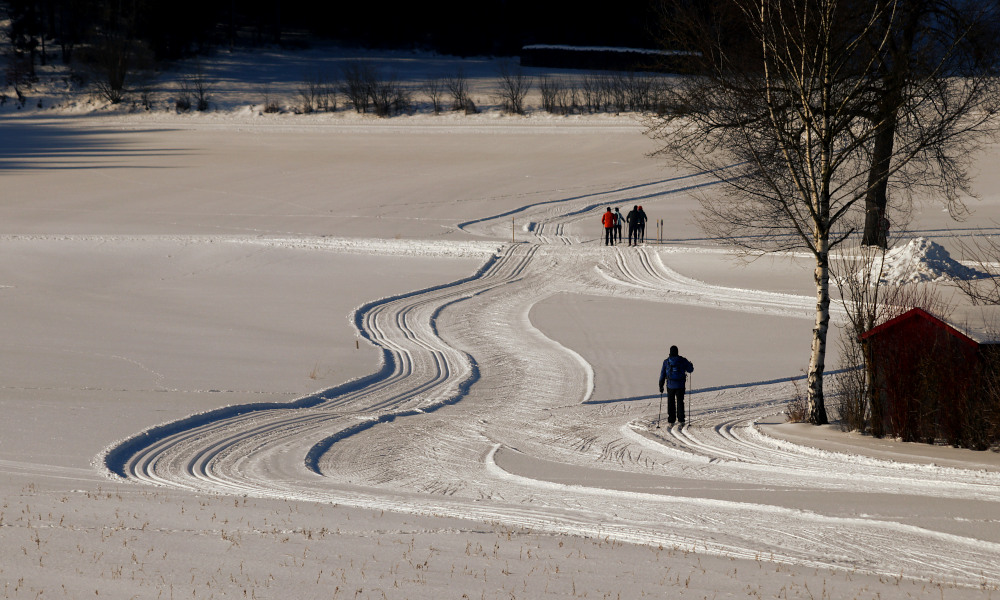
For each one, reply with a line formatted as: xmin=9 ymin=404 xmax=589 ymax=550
xmin=101 ymin=183 xmax=1000 ymax=588
xmin=649 ymin=410 xmax=1000 ymax=501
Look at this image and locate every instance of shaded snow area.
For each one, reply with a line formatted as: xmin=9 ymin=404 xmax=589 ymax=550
xmin=4 ymin=45 xmax=1000 ymax=600
xmin=869 ymin=237 xmax=988 ymax=284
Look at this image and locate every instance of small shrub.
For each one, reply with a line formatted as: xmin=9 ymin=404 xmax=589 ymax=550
xmin=580 ymin=74 xmax=601 ymax=112
xmin=785 ymin=377 xmax=808 ymax=423
xmin=5 ymin=56 xmax=34 ymax=106
xmin=341 ymin=61 xmax=375 ymax=113
xmin=607 ymin=73 xmax=628 ymax=113
xmin=371 ymin=76 xmax=410 ymax=117
xmin=539 ymin=76 xmax=560 ymax=113
xmin=338 ymin=62 xmax=409 ymax=117
xmin=177 ymin=64 xmax=212 ymax=112
xmin=424 ymin=78 xmax=444 ymax=114
xmin=175 ymin=90 xmax=192 ymax=112
xmin=260 ymin=83 xmax=281 ymax=113
xmin=494 ymin=61 xmax=531 ymax=115
xmin=540 ymin=76 xmax=578 ymax=115
xmin=132 ymin=72 xmax=156 ymax=111
xmin=80 ymin=37 xmax=154 ymax=105
xmin=298 ymin=76 xmax=318 ymax=113
xmin=318 ymin=76 xmax=337 ymax=112
xmin=621 ymin=72 xmax=664 ymax=112
xmin=299 ymin=70 xmax=336 ymax=113
xmin=834 ymin=333 xmax=870 ymax=433
xmin=87 ymin=42 xmax=130 ymax=104
xmin=194 ymin=86 xmax=210 ymax=112
xmin=446 ymin=68 xmax=471 ymax=112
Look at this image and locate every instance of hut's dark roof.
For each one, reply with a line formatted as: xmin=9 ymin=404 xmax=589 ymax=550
xmin=861 ymin=306 xmax=1000 ymax=346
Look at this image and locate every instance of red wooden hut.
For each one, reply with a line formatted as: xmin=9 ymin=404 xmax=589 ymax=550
xmin=859 ymin=307 xmax=1000 ymax=449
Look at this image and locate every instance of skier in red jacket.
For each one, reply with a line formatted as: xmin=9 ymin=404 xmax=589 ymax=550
xmin=602 ymin=207 xmax=616 ymax=246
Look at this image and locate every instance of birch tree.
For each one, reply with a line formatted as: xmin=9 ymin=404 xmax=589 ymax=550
xmin=647 ymin=0 xmax=1000 ymax=424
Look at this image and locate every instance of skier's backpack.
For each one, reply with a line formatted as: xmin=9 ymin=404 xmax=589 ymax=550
xmin=668 ymin=358 xmax=684 ymax=380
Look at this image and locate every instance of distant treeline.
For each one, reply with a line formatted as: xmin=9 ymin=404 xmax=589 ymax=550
xmin=3 ymin=0 xmax=664 ymax=65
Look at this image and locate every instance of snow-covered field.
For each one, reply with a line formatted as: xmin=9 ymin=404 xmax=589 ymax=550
xmin=3 ymin=45 xmax=1000 ymax=599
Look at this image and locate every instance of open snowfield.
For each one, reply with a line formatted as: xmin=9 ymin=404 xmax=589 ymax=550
xmin=3 ymin=46 xmax=1000 ymax=599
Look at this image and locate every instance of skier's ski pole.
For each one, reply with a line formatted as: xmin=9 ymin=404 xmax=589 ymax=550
xmin=689 ymin=374 xmax=693 ymax=426
xmin=656 ymin=392 xmax=663 ymax=429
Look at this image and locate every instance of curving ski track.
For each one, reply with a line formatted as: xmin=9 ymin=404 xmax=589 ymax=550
xmin=102 ymin=176 xmax=1000 ymax=589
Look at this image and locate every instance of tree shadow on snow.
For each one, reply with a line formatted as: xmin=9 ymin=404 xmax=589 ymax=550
xmin=0 ymin=116 xmax=187 ymax=173
xmin=582 ymin=370 xmax=860 ymax=406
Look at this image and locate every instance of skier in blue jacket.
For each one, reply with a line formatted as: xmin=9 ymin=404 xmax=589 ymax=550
xmin=658 ymin=345 xmax=694 ymax=425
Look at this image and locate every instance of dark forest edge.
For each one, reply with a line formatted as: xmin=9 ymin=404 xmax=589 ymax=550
xmin=1 ymin=0 xmax=664 ymax=72
xmin=2 ymin=0 xmax=696 ymax=114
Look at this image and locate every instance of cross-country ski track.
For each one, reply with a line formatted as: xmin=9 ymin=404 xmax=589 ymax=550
xmin=100 ymin=176 xmax=1000 ymax=590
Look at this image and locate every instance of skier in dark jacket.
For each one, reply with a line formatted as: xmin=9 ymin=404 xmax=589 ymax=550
xmin=658 ymin=345 xmax=694 ymax=425
xmin=637 ymin=206 xmax=648 ymax=243
xmin=626 ymin=205 xmax=640 ymax=246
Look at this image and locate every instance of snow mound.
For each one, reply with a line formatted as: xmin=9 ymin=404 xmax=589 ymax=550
xmin=869 ymin=238 xmax=986 ymax=285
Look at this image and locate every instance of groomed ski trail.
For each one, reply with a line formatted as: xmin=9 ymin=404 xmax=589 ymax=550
xmin=101 ymin=179 xmax=1000 ymax=589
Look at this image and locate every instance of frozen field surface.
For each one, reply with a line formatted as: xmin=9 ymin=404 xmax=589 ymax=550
xmin=3 ymin=47 xmax=1000 ymax=599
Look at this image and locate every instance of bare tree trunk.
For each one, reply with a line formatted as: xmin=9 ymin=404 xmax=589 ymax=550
xmin=808 ymin=234 xmax=831 ymax=425
xmin=861 ymin=2 xmax=919 ymax=248
xmin=862 ymin=115 xmax=895 ymax=248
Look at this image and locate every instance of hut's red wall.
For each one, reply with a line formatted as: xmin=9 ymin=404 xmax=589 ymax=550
xmin=868 ymin=318 xmax=978 ymax=443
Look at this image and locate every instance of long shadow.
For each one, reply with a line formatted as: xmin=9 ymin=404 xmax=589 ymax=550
xmin=457 ymin=172 xmax=719 ymax=232
xmin=0 ymin=115 xmax=186 ymax=172
xmin=583 ymin=368 xmax=858 ymax=405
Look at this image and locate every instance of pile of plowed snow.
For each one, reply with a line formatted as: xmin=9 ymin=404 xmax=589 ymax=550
xmin=868 ymin=237 xmax=986 ymax=284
